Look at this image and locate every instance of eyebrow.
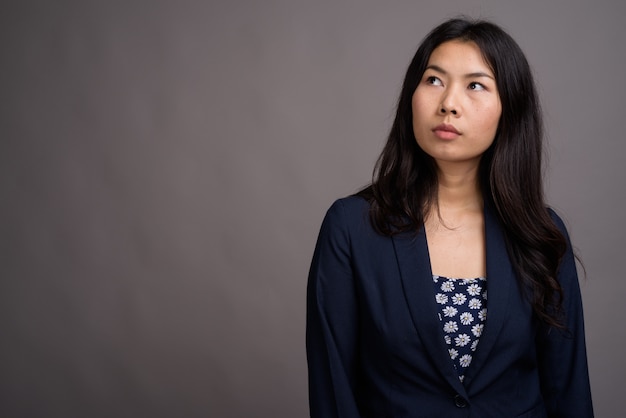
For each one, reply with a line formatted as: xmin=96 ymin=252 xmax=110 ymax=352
xmin=425 ymin=64 xmax=495 ymax=80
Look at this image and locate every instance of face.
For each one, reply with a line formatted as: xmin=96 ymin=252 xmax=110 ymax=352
xmin=412 ymin=40 xmax=502 ymax=168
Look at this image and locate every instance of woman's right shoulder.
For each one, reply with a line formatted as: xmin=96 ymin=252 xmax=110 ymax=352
xmin=324 ymin=195 xmax=370 ymax=220
xmin=315 ymin=194 xmax=395 ymax=254
xmin=319 ymin=195 xmax=373 ymax=235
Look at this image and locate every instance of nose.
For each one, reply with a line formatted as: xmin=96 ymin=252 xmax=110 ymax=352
xmin=439 ymin=89 xmax=460 ymax=116
xmin=440 ymin=106 xmax=458 ymax=115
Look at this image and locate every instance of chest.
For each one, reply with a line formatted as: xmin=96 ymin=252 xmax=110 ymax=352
xmin=425 ymin=215 xmax=486 ymax=279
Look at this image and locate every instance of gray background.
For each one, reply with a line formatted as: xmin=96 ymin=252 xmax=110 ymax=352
xmin=1 ymin=0 xmax=624 ymax=417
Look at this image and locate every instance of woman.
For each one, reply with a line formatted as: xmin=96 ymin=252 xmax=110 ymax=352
xmin=306 ymin=18 xmax=593 ymax=417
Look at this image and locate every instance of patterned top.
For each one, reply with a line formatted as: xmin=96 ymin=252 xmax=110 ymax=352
xmin=433 ymin=275 xmax=488 ymax=383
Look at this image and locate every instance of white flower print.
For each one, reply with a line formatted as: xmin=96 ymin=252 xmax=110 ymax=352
xmin=468 ymin=298 xmax=482 ymax=309
xmin=459 ymin=354 xmax=472 ymax=368
xmin=467 ymin=283 xmax=482 ymax=296
xmin=434 ymin=274 xmax=488 ymax=379
xmin=471 ymin=324 xmax=484 ymax=337
xmin=478 ymin=308 xmax=487 ymax=321
xmin=443 ymin=321 xmax=458 ymax=333
xmin=460 ymin=312 xmax=474 ymax=325
xmin=441 ymin=281 xmax=455 ymax=292
xmin=452 ymin=293 xmax=467 ymax=305
xmin=435 ymin=293 xmax=449 ymax=304
xmin=442 ymin=306 xmax=458 ymax=317
xmin=455 ymin=334 xmax=471 ymax=347
xmin=459 ymin=375 xmax=465 ymax=382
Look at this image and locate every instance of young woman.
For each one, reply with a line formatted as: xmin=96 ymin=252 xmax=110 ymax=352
xmin=306 ymin=18 xmax=593 ymax=417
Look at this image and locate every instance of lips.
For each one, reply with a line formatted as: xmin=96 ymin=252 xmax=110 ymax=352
xmin=432 ymin=123 xmax=461 ymax=140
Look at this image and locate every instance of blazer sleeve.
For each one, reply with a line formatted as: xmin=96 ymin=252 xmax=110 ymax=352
xmin=306 ymin=200 xmax=362 ymax=418
xmin=536 ymin=211 xmax=594 ymax=417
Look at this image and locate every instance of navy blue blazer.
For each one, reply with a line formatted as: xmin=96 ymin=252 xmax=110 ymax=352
xmin=306 ymin=196 xmax=593 ymax=418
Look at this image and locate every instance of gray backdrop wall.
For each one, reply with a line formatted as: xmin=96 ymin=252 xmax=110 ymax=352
xmin=2 ymin=0 xmax=624 ymax=417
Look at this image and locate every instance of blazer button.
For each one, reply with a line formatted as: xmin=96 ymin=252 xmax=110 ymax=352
xmin=454 ymin=394 xmax=467 ymax=408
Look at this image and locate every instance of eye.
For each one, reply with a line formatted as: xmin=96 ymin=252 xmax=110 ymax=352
xmin=425 ymin=76 xmax=443 ymax=86
xmin=468 ymin=82 xmax=486 ymax=91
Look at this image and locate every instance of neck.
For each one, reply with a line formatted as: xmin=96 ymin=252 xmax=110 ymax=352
xmin=434 ymin=161 xmax=483 ymax=212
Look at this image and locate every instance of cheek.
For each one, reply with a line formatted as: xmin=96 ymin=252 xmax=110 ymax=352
xmin=411 ymin=91 xmax=429 ymax=125
xmin=411 ymin=93 xmax=420 ymax=117
xmin=480 ymin=103 xmax=502 ymax=135
xmin=491 ymin=108 xmax=502 ymax=133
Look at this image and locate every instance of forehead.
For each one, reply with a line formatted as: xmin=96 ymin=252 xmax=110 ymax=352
xmin=427 ymin=40 xmax=494 ymax=76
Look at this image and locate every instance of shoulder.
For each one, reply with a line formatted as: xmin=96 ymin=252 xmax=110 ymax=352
xmin=546 ymin=207 xmax=579 ymax=282
xmin=547 ymin=207 xmax=573 ymax=244
xmin=547 ymin=207 xmax=567 ymax=233
xmin=331 ymin=195 xmax=370 ymax=212
xmin=323 ymin=195 xmax=371 ymax=224
xmin=317 ymin=195 xmax=374 ymax=241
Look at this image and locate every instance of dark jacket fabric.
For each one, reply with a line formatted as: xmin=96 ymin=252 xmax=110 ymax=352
xmin=306 ymin=196 xmax=593 ymax=418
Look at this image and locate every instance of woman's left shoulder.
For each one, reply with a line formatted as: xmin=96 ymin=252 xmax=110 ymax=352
xmin=546 ymin=207 xmax=570 ymax=236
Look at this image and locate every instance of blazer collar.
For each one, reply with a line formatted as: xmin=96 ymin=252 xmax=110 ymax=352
xmin=462 ymin=203 xmax=516 ymax=386
xmin=391 ymin=203 xmax=515 ymax=393
xmin=391 ymin=225 xmax=467 ymax=396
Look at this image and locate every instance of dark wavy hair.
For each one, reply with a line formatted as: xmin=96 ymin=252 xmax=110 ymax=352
xmin=357 ymin=18 xmax=567 ymax=328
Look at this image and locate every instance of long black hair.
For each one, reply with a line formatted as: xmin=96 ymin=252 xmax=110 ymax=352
xmin=358 ymin=18 xmax=568 ymax=329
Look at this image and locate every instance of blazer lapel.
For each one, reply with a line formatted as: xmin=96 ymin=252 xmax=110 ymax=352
xmin=462 ymin=203 xmax=516 ymax=386
xmin=392 ymin=228 xmax=467 ymax=397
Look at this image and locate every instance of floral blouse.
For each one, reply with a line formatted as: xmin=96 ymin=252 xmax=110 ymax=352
xmin=433 ymin=275 xmax=488 ymax=383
